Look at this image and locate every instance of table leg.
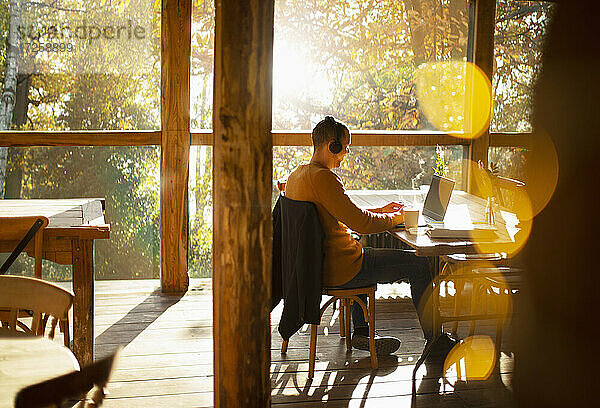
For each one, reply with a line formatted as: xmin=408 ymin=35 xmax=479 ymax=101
xmin=412 ymin=256 xmax=442 ymax=399
xmin=72 ymin=238 xmax=94 ymax=367
xmin=431 ymin=256 xmax=442 ymax=336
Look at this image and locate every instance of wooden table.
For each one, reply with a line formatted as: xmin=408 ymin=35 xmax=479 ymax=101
xmin=0 ymin=330 xmax=80 ymax=408
xmin=348 ymin=189 xmax=520 ymax=394
xmin=348 ymin=189 xmax=519 ymax=256
xmin=0 ymin=199 xmax=110 ymax=366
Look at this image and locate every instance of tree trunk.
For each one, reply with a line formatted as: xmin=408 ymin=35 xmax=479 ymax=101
xmin=405 ymin=0 xmax=426 ymax=66
xmin=0 ymin=0 xmax=22 ymax=197
xmin=13 ymin=73 xmax=31 ymax=127
xmin=0 ymin=148 xmax=7 ymax=198
xmin=3 ymin=73 xmax=33 ymax=199
xmin=448 ymin=0 xmax=468 ymax=59
xmin=4 ymin=149 xmax=23 ymax=198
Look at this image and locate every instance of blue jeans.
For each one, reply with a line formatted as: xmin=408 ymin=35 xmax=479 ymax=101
xmin=337 ymin=247 xmax=436 ymax=339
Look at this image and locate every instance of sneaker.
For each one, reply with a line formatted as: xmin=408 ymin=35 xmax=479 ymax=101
xmin=351 ymin=327 xmax=401 ymax=355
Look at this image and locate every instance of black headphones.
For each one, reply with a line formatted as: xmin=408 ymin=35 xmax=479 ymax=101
xmin=325 ymin=116 xmax=343 ymax=154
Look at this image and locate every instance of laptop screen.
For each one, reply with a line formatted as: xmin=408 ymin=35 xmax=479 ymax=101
xmin=422 ymin=175 xmax=455 ymax=221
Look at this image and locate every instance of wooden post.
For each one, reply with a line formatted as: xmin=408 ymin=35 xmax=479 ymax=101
xmin=72 ymin=238 xmax=94 ymax=366
xmin=213 ymin=0 xmax=274 ymax=406
xmin=160 ymin=0 xmax=191 ymax=293
xmin=466 ymin=0 xmax=496 ymax=194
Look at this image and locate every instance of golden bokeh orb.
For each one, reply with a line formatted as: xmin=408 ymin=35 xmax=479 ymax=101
xmin=415 ymin=61 xmax=492 ymax=139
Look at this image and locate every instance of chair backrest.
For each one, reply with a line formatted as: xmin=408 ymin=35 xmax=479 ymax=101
xmin=491 ymin=175 xmax=526 ymax=210
xmin=276 ymin=195 xmax=324 ymax=339
xmin=0 ymin=216 xmax=49 ymax=278
xmin=0 ymin=275 xmax=73 ymax=338
xmin=473 ymin=161 xmax=525 ymax=210
xmin=278 ymin=195 xmax=324 ymax=257
xmin=14 ymin=351 xmax=118 ymax=408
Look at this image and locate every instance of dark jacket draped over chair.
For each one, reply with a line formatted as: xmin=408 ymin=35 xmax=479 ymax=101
xmin=271 ymin=195 xmax=323 ymax=340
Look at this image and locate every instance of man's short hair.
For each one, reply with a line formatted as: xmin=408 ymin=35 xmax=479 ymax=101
xmin=312 ymin=116 xmax=349 ymax=148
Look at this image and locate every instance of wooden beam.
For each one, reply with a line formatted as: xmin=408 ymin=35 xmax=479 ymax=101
xmin=272 ymin=130 xmax=471 ymax=146
xmin=489 ymin=132 xmax=532 ymax=148
xmin=191 ymin=131 xmax=473 ymax=147
xmin=212 ymin=0 xmax=273 ymax=406
xmin=0 ymin=129 xmax=524 ymax=149
xmin=0 ymin=131 xmax=160 ymax=146
xmin=0 ymin=129 xmax=523 ymax=148
xmin=467 ymin=0 xmax=496 ymax=194
xmin=160 ymin=0 xmax=191 ymax=293
xmin=190 ymin=130 xmax=212 ymax=145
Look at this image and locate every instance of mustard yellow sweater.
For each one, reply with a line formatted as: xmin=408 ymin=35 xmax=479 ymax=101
xmin=285 ymin=162 xmax=401 ymax=286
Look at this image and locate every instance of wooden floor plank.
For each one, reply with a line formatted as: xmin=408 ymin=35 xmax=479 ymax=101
xmin=81 ymin=279 xmax=516 ymax=407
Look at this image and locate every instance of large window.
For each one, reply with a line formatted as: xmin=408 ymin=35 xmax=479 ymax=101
xmin=273 ymin=0 xmax=470 ymax=131
xmin=1 ymin=1 xmax=161 ymax=280
xmin=3 ymin=146 xmax=160 ymax=280
xmin=0 ymin=0 xmax=160 ymax=132
xmin=190 ymin=0 xmax=214 ymax=130
xmin=490 ymin=0 xmax=554 ymax=132
xmin=273 ymin=144 xmax=464 ymax=194
xmin=188 ymin=146 xmax=212 ymax=277
xmin=1 ymin=0 xmax=551 ymax=282
xmin=488 ymin=146 xmax=527 ymax=181
xmin=191 ymin=0 xmax=471 ymax=132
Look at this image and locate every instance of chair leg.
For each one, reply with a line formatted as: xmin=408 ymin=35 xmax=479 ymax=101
xmin=496 ymin=318 xmax=504 ymax=356
xmin=367 ymin=291 xmax=378 ymax=370
xmin=344 ymin=299 xmax=352 ymax=352
xmin=309 ymin=324 xmax=318 ymax=379
xmin=451 ymin=278 xmax=464 ymax=337
xmin=338 ymin=298 xmax=345 ymax=338
xmin=60 ymin=319 xmax=71 ymax=349
xmin=469 ymin=280 xmax=480 ymax=336
xmin=281 ymin=339 xmax=288 ymax=353
xmin=495 ymin=289 xmax=506 ymax=356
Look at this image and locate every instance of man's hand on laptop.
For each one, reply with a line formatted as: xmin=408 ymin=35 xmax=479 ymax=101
xmin=372 ymin=201 xmax=405 ymax=214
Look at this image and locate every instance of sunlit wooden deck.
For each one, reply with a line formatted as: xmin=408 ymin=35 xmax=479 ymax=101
xmin=81 ymin=279 xmax=515 ymax=407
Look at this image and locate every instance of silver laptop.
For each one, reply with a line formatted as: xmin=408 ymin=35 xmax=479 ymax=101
xmin=421 ymin=174 xmax=455 ymax=223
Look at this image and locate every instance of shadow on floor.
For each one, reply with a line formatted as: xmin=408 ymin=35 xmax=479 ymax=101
xmin=94 ymin=289 xmax=184 ymax=359
xmin=271 ymin=353 xmax=400 ymax=406
xmin=413 ymin=358 xmax=513 ymax=408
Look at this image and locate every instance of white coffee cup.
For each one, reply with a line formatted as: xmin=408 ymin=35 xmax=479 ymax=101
xmin=403 ymin=208 xmax=420 ymax=230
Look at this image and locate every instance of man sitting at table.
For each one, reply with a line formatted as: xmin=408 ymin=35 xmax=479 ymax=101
xmin=284 ymin=115 xmax=455 ymax=355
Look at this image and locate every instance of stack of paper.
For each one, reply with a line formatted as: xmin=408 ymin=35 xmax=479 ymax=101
xmin=426 ymin=223 xmax=498 ymax=240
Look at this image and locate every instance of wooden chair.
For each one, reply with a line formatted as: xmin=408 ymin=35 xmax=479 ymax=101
xmin=0 ymin=275 xmax=74 ymax=348
xmin=440 ymin=254 xmax=506 ymax=338
xmin=14 ymin=351 xmax=118 ymax=408
xmin=0 ymin=216 xmax=49 ymax=278
xmin=281 ymin=285 xmax=378 ymax=379
xmin=275 ymin=192 xmax=378 ymax=379
xmin=469 ymin=267 xmax=523 ymax=352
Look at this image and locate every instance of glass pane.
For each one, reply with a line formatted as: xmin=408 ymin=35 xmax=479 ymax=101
xmin=273 ymin=0 xmax=469 ymax=131
xmin=274 ymin=145 xmax=464 ymax=198
xmin=188 ymin=146 xmax=213 ymax=277
xmin=488 ymin=146 xmax=527 ymax=181
xmin=2 ymin=146 xmax=160 ymax=280
xmin=491 ymin=0 xmax=554 ymax=132
xmin=0 ymin=0 xmax=160 ymax=131
xmin=190 ymin=0 xmax=215 ymax=130
xmin=337 ymin=146 xmax=464 ymax=191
